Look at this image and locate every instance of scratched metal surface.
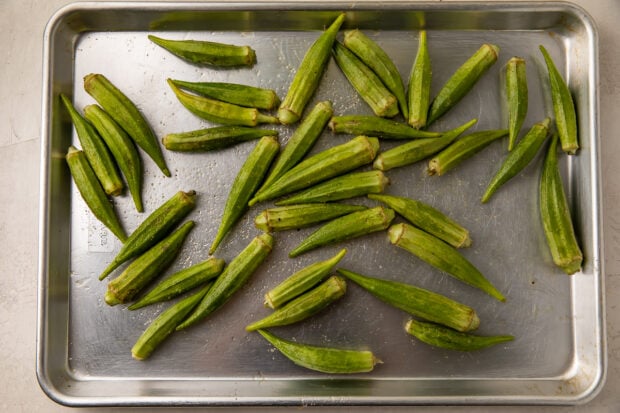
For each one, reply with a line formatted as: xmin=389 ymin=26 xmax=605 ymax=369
xmin=37 ymin=1 xmax=604 ymax=407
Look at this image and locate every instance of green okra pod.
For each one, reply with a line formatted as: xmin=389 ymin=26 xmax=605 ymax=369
xmin=388 ymin=223 xmax=505 ymax=302
xmin=405 ymin=319 xmax=514 ymax=351
xmin=246 ymin=275 xmax=346 ymax=331
xmin=540 ymin=135 xmax=583 ymax=274
xmin=148 ymin=34 xmax=256 ymax=67
xmin=99 ymin=190 xmax=196 ymax=280
xmin=255 ymin=203 xmax=367 ymax=232
xmin=177 ymin=233 xmax=274 ymax=330
xmin=169 ymin=79 xmax=279 ymax=110
xmin=332 ymin=41 xmax=399 ymax=118
xmin=210 ymin=136 xmax=280 ymax=254
xmin=428 ymin=44 xmax=500 ymax=125
xmin=289 ymin=206 xmax=395 ymax=258
xmin=65 ymin=146 xmax=127 ymax=242
xmin=105 ymin=221 xmax=195 ymax=306
xmin=482 ymin=118 xmax=550 ymax=203
xmin=83 ymin=73 xmax=170 ymax=177
xmin=505 ymin=57 xmax=528 ymax=151
xmin=61 ymin=94 xmax=123 ymax=196
xmin=128 ymin=257 xmax=225 ymax=310
xmin=427 ymin=129 xmax=508 ymax=176
xmin=162 ymin=126 xmax=278 ymax=152
xmin=337 ymin=269 xmax=479 ymax=332
xmin=264 ymin=248 xmax=347 ymax=309
xmin=257 ymin=329 xmax=379 ymax=374
xmin=408 ymin=30 xmax=432 ymax=129
xmin=278 ymin=13 xmax=345 ymax=124
xmin=539 ymin=45 xmax=579 ymax=155
xmin=328 ymin=115 xmax=440 ymax=139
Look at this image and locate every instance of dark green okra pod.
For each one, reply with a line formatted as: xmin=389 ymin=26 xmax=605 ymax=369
xmin=328 ymin=115 xmax=440 ymax=139
xmin=148 ymin=35 xmax=256 ymax=67
xmin=169 ymin=79 xmax=279 ymax=110
xmin=254 ymin=204 xmax=367 ymax=232
xmin=505 ymin=57 xmax=528 ymax=151
xmin=162 ymin=126 xmax=278 ymax=152
xmin=405 ymin=319 xmax=514 ymax=351
xmin=408 ymin=30 xmax=432 ymax=129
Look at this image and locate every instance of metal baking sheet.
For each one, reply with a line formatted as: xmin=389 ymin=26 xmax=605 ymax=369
xmin=37 ymin=1 xmax=605 ymax=406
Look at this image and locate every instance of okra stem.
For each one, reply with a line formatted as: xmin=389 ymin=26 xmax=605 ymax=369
xmin=407 ymin=30 xmax=432 ymax=129
xmin=405 ymin=319 xmax=514 ymax=351
xmin=328 ymin=115 xmax=441 ymax=139
xmin=148 ymin=35 xmax=256 ymax=67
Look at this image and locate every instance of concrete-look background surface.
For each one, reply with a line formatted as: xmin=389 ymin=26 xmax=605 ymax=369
xmin=2 ymin=0 xmax=618 ymax=412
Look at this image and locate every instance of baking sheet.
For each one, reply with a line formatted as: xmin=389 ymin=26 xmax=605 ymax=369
xmin=37 ymin=1 xmax=604 ymax=406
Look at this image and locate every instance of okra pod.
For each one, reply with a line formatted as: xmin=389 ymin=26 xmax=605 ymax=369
xmin=264 ymin=249 xmax=347 ymax=309
xmin=482 ymin=118 xmax=550 ymax=203
xmin=257 ymin=329 xmax=379 ymax=374
xmin=60 ymin=94 xmax=123 ymax=196
xmin=427 ymin=44 xmax=499 ymax=125
xmin=99 ymin=190 xmax=196 ymax=280
xmin=332 ymin=41 xmax=399 ymax=118
xmin=289 ymin=206 xmax=395 ymax=258
xmin=505 ymin=57 xmax=528 ymax=151
xmin=177 ymin=233 xmax=274 ymax=330
xmin=427 ymin=129 xmax=508 ymax=176
xmin=540 ymin=135 xmax=583 ymax=274
xmin=83 ymin=73 xmax=170 ymax=177
xmin=169 ymin=79 xmax=280 ymax=110
xmin=246 ymin=275 xmax=346 ymax=331
xmin=210 ymin=136 xmax=280 ymax=254
xmin=162 ymin=126 xmax=278 ymax=152
xmin=408 ymin=30 xmax=432 ymax=129
xmin=337 ymin=269 xmax=479 ymax=332
xmin=368 ymin=194 xmax=471 ymax=248
xmin=148 ymin=35 xmax=256 ymax=67
xmin=105 ymin=220 xmax=195 ymax=306
xmin=278 ymin=13 xmax=345 ymax=124
xmin=65 ymin=146 xmax=127 ymax=242
xmin=254 ymin=204 xmax=367 ymax=232
xmin=539 ymin=45 xmax=579 ymax=154
xmin=405 ymin=319 xmax=514 ymax=351
xmin=388 ymin=223 xmax=505 ymax=302
xmin=128 ymin=257 xmax=225 ymax=310
xmin=328 ymin=115 xmax=440 ymax=139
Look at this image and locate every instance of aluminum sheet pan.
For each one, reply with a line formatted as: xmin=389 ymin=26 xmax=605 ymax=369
xmin=37 ymin=1 xmax=604 ymax=407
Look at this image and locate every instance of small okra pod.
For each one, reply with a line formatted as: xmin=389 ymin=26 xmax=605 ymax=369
xmin=168 ymin=79 xmax=280 ymax=110
xmin=332 ymin=41 xmax=399 ymax=118
xmin=368 ymin=194 xmax=471 ymax=248
xmin=65 ymin=146 xmax=127 ymax=242
xmin=60 ymin=94 xmax=123 ymax=196
xmin=405 ymin=319 xmax=514 ymax=352
xmin=328 ymin=115 xmax=440 ymax=139
xmin=131 ymin=283 xmax=212 ymax=361
xmin=177 ymin=233 xmax=274 ymax=330
xmin=128 ymin=257 xmax=225 ymax=310
xmin=408 ymin=30 xmax=432 ymax=129
xmin=255 ymin=203 xmax=366 ymax=232
xmin=373 ymin=118 xmax=476 ymax=171
xmin=428 ymin=44 xmax=500 ymax=125
xmin=83 ymin=104 xmax=144 ymax=212
xmin=337 ymin=268 xmax=479 ymax=332
xmin=289 ymin=206 xmax=395 ymax=258
xmin=83 ymin=73 xmax=170 ymax=177
xmin=540 ymin=135 xmax=583 ymax=274
xmin=246 ymin=275 xmax=346 ymax=331
xmin=505 ymin=57 xmax=528 ymax=151
xmin=168 ymin=79 xmax=279 ymax=127
xmin=482 ymin=118 xmax=550 ymax=203
xmin=105 ymin=220 xmax=195 ymax=306
xmin=427 ymin=129 xmax=508 ymax=176
xmin=264 ymin=249 xmax=347 ymax=309
xmin=257 ymin=329 xmax=380 ymax=374
xmin=388 ymin=223 xmax=505 ymax=302
xmin=162 ymin=126 xmax=277 ymax=152
xmin=539 ymin=45 xmax=579 ymax=155
xmin=148 ymin=34 xmax=256 ymax=67
xmin=278 ymin=13 xmax=345 ymax=125
xmin=210 ymin=136 xmax=280 ymax=254
xmin=99 ymin=190 xmax=196 ymax=280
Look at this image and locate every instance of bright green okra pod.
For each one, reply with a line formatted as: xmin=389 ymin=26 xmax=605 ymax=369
xmin=254 ymin=203 xmax=367 ymax=232
xmin=505 ymin=57 xmax=528 ymax=151
xmin=328 ymin=115 xmax=440 ymax=139
xmin=169 ymin=79 xmax=279 ymax=110
xmin=408 ymin=30 xmax=432 ymax=129
xmin=148 ymin=35 xmax=256 ymax=67
xmin=405 ymin=319 xmax=514 ymax=351
xmin=162 ymin=126 xmax=278 ymax=152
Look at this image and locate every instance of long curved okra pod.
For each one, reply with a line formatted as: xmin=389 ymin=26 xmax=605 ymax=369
xmin=337 ymin=269 xmax=479 ymax=332
xmin=408 ymin=30 xmax=432 ymax=129
xmin=427 ymin=44 xmax=499 ymax=125
xmin=540 ymin=135 xmax=583 ymax=274
xmin=169 ymin=79 xmax=279 ymax=110
xmin=148 ymin=35 xmax=256 ymax=67
xmin=83 ymin=73 xmax=170 ymax=177
xmin=105 ymin=220 xmax=195 ymax=306
xmin=482 ymin=118 xmax=550 ymax=203
xmin=388 ymin=223 xmax=505 ymax=302
xmin=254 ymin=203 xmax=366 ymax=232
xmin=162 ymin=126 xmax=278 ymax=152
xmin=328 ymin=115 xmax=440 ymax=139
xmin=278 ymin=13 xmax=345 ymax=124
xmin=505 ymin=57 xmax=528 ymax=151
xmin=61 ymin=94 xmax=123 ymax=196
xmin=405 ymin=319 xmax=514 ymax=351
xmin=289 ymin=206 xmax=395 ymax=258
xmin=84 ymin=104 xmax=144 ymax=212
xmin=177 ymin=233 xmax=274 ymax=330
xmin=66 ymin=146 xmax=127 ymax=242
xmin=257 ymin=329 xmax=379 ymax=374
xmin=99 ymin=190 xmax=196 ymax=280
xmin=333 ymin=41 xmax=399 ymax=118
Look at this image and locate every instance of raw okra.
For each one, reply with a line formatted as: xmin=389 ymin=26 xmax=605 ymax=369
xmin=405 ymin=319 xmax=514 ymax=351
xmin=505 ymin=57 xmax=528 ymax=151
xmin=168 ymin=79 xmax=280 ymax=110
xmin=254 ymin=203 xmax=367 ymax=232
xmin=407 ymin=30 xmax=432 ymax=129
xmin=162 ymin=126 xmax=278 ymax=152
xmin=148 ymin=35 xmax=256 ymax=67
xmin=328 ymin=115 xmax=440 ymax=139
